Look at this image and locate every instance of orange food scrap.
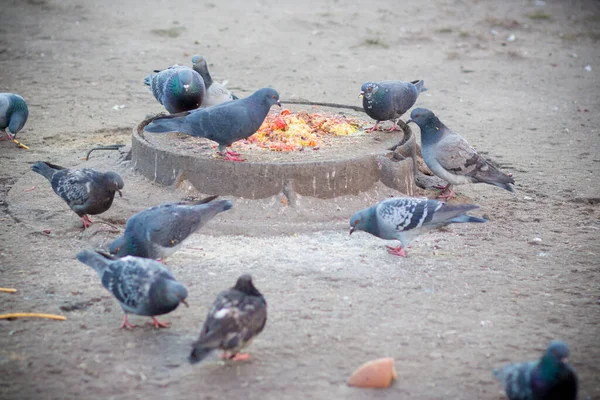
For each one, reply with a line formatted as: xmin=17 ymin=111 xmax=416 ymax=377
xmin=348 ymin=357 xmax=397 ymax=389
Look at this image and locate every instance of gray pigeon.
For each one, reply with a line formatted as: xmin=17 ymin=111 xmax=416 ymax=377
xmin=31 ymin=162 xmax=124 ymax=229
xmin=144 ymin=65 xmax=205 ymax=114
xmin=76 ymin=249 xmax=188 ymax=329
xmin=349 ymin=197 xmax=486 ymax=256
xmin=189 ymin=274 xmax=267 ymax=363
xmin=109 ymin=196 xmax=233 ymax=260
xmin=493 ymin=340 xmax=578 ymax=400
xmin=143 ymin=87 xmax=281 ymax=161
xmin=360 ymin=80 xmax=426 ymax=132
xmin=191 ymin=55 xmax=238 ymax=107
xmin=408 ymin=108 xmax=515 ymax=199
xmin=0 ymin=93 xmax=29 ymax=140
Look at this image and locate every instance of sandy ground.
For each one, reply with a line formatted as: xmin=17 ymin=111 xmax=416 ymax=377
xmin=1 ymin=0 xmax=599 ymax=399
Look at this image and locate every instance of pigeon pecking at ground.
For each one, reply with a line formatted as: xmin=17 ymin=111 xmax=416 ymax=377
xmin=144 ymin=65 xmax=205 ymax=114
xmin=109 ymin=196 xmax=232 ymax=261
xmin=0 ymin=93 xmax=29 ymax=141
xmin=31 ymin=162 xmax=124 ymax=229
xmin=191 ymin=55 xmax=239 ymax=107
xmin=76 ymin=249 xmax=188 ymax=329
xmin=349 ymin=197 xmax=486 ymax=257
xmin=408 ymin=107 xmax=515 ymax=199
xmin=189 ymin=274 xmax=267 ymax=364
xmin=143 ymin=87 xmax=280 ymax=161
xmin=359 ymin=80 xmax=426 ymax=132
xmin=493 ymin=340 xmax=578 ymax=400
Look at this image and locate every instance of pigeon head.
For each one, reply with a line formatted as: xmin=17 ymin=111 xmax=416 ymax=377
xmin=536 ymin=340 xmax=572 ymax=384
xmin=254 ymin=88 xmax=281 ymax=108
xmin=103 ymin=171 xmax=124 ymax=197
xmin=407 ymin=108 xmax=439 ymax=129
xmin=359 ymin=82 xmax=379 ymax=100
xmin=349 ymin=208 xmax=372 ymax=235
xmin=545 ymin=340 xmax=570 ymax=362
xmin=108 ymin=235 xmax=127 ymax=256
xmin=171 ymin=68 xmax=203 ymax=94
xmin=233 ymin=274 xmax=262 ymax=296
xmin=191 ymin=55 xmax=206 ymax=66
xmin=156 ymin=280 xmax=189 ymax=308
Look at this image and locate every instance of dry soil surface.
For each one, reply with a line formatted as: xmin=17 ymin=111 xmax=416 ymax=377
xmin=0 ymin=0 xmax=599 ymax=399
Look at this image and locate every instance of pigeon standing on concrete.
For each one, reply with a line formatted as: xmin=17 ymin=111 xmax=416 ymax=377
xmin=76 ymin=249 xmax=188 ymax=329
xmin=493 ymin=340 xmax=578 ymax=400
xmin=359 ymin=80 xmax=426 ymax=132
xmin=189 ymin=274 xmax=267 ymax=363
xmin=144 ymin=65 xmax=205 ymax=114
xmin=408 ymin=108 xmax=515 ymax=199
xmin=109 ymin=196 xmax=233 ymax=260
xmin=0 ymin=93 xmax=29 ymax=140
xmin=349 ymin=197 xmax=486 ymax=256
xmin=31 ymin=162 xmax=124 ymax=229
xmin=191 ymin=55 xmax=238 ymax=107
xmin=144 ymin=87 xmax=280 ymax=161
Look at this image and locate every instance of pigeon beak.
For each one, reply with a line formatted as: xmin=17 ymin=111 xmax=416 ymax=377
xmin=349 ymin=227 xmax=355 ymax=235
xmin=183 ymin=84 xmax=190 ymax=92
xmin=181 ymin=299 xmax=189 ymax=308
xmin=117 ymin=189 xmax=123 ymax=198
xmin=276 ymin=100 xmax=281 ymax=107
xmin=358 ymin=91 xmax=364 ymax=99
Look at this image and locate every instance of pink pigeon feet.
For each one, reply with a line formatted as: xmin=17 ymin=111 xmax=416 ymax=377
xmin=147 ymin=316 xmax=171 ymax=329
xmin=221 ymin=352 xmax=251 ymax=361
xmin=434 ymin=184 xmax=455 ymax=200
xmin=365 ymin=121 xmax=381 ymax=132
xmin=80 ymin=215 xmax=93 ymax=229
xmin=120 ymin=315 xmax=137 ymax=330
xmin=386 ymin=119 xmax=402 ymax=132
xmin=386 ymin=245 xmax=407 ymax=257
xmin=218 ymin=148 xmax=245 ymax=162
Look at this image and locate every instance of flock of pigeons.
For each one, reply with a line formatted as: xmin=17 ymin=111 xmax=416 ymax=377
xmin=0 ymin=55 xmax=578 ymax=398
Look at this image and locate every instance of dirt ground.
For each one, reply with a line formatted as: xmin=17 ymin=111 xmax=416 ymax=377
xmin=1 ymin=0 xmax=599 ymax=399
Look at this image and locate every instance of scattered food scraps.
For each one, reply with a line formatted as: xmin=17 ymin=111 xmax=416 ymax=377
xmin=0 ymin=313 xmax=66 ymax=321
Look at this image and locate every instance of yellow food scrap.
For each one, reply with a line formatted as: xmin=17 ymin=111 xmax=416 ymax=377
xmin=0 ymin=288 xmax=17 ymax=293
xmin=0 ymin=313 xmax=66 ymax=321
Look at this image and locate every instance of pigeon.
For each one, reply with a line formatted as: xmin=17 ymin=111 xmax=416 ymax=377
xmin=144 ymin=65 xmax=205 ymax=114
xmin=189 ymin=274 xmax=267 ymax=363
xmin=493 ymin=340 xmax=578 ymax=400
xmin=31 ymin=162 xmax=124 ymax=229
xmin=144 ymin=87 xmax=280 ymax=161
xmin=76 ymin=249 xmax=188 ymax=329
xmin=0 ymin=93 xmax=29 ymax=140
xmin=349 ymin=197 xmax=486 ymax=256
xmin=408 ymin=108 xmax=515 ymax=199
xmin=191 ymin=55 xmax=239 ymax=107
xmin=109 ymin=196 xmax=233 ymax=260
xmin=359 ymin=80 xmax=426 ymax=132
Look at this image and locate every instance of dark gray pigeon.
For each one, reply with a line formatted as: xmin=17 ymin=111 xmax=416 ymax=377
xmin=109 ymin=196 xmax=232 ymax=260
xmin=493 ymin=340 xmax=578 ymax=400
xmin=360 ymin=80 xmax=426 ymax=132
xmin=143 ymin=87 xmax=281 ymax=161
xmin=0 ymin=93 xmax=29 ymax=140
xmin=408 ymin=108 xmax=515 ymax=199
xmin=144 ymin=65 xmax=205 ymax=114
xmin=189 ymin=274 xmax=267 ymax=363
xmin=31 ymin=162 xmax=124 ymax=229
xmin=349 ymin=197 xmax=486 ymax=256
xmin=191 ymin=55 xmax=238 ymax=107
xmin=76 ymin=249 xmax=188 ymax=329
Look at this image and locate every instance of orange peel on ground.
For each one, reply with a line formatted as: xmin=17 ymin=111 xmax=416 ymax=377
xmin=0 ymin=313 xmax=66 ymax=321
xmin=348 ymin=357 xmax=397 ymax=388
xmin=12 ymin=139 xmax=29 ymax=149
xmin=0 ymin=288 xmax=17 ymax=293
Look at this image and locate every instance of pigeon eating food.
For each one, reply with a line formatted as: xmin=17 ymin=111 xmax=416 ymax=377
xmin=349 ymin=197 xmax=486 ymax=257
xmin=31 ymin=162 xmax=124 ymax=229
xmin=144 ymin=87 xmax=280 ymax=161
xmin=109 ymin=196 xmax=233 ymax=261
xmin=493 ymin=340 xmax=578 ymax=400
xmin=408 ymin=107 xmax=515 ymax=199
xmin=191 ymin=55 xmax=238 ymax=107
xmin=144 ymin=65 xmax=205 ymax=114
xmin=189 ymin=274 xmax=267 ymax=363
xmin=0 ymin=93 xmax=29 ymax=141
xmin=359 ymin=80 xmax=426 ymax=132
xmin=76 ymin=249 xmax=188 ymax=329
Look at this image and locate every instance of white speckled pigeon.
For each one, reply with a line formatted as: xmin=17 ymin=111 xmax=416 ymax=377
xmin=143 ymin=87 xmax=281 ymax=161
xmin=31 ymin=162 xmax=124 ymax=229
xmin=359 ymin=80 xmax=426 ymax=132
xmin=144 ymin=65 xmax=205 ymax=114
xmin=109 ymin=196 xmax=232 ymax=261
xmin=76 ymin=249 xmax=188 ymax=329
xmin=191 ymin=55 xmax=238 ymax=107
xmin=349 ymin=197 xmax=486 ymax=256
xmin=493 ymin=340 xmax=578 ymax=400
xmin=189 ymin=274 xmax=267 ymax=363
xmin=408 ymin=108 xmax=515 ymax=199
xmin=0 ymin=93 xmax=29 ymax=140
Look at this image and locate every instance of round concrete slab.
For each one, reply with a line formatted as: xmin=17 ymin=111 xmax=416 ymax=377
xmin=132 ymin=104 xmax=416 ymax=199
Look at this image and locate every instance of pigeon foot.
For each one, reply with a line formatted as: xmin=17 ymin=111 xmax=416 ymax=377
xmin=120 ymin=315 xmax=137 ymax=330
xmin=80 ymin=215 xmax=93 ymax=229
xmin=148 ymin=316 xmax=171 ymax=329
xmin=386 ymin=245 xmax=407 ymax=257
